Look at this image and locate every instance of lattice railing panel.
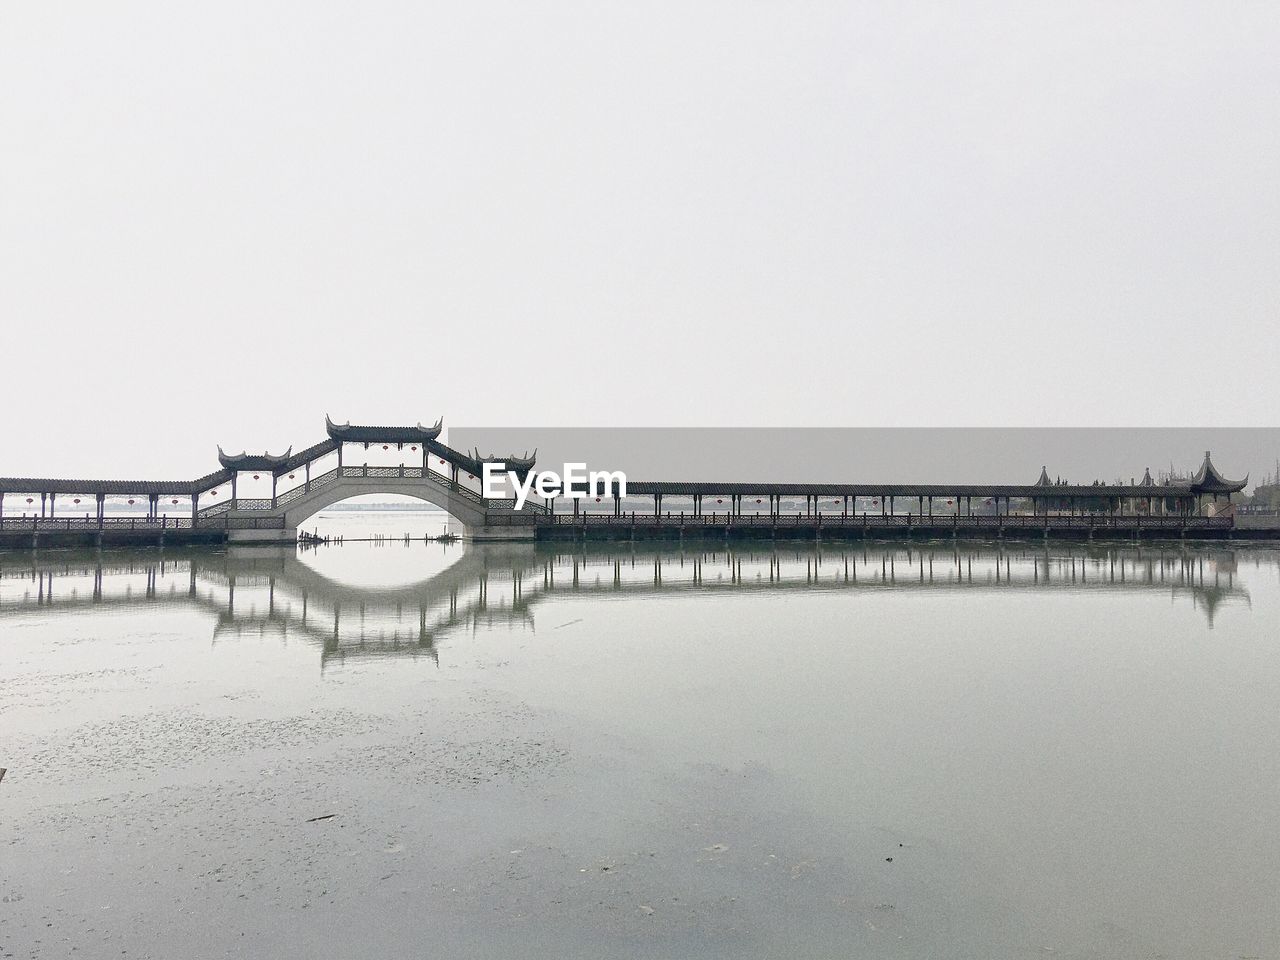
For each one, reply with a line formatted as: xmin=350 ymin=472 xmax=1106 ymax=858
xmin=276 ymin=486 xmax=307 ymax=507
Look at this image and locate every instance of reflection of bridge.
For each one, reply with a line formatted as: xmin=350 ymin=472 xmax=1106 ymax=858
xmin=0 ymin=415 xmax=1253 ymax=547
xmin=0 ymin=542 xmax=1258 ymax=669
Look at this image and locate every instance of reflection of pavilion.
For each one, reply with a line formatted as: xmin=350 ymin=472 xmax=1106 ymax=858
xmin=0 ymin=543 xmax=1263 ymax=668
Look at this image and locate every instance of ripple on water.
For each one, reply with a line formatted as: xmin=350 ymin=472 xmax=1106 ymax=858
xmin=12 ymin=707 xmax=386 ymax=786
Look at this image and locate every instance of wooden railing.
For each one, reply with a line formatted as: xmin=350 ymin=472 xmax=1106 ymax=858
xmin=0 ymin=517 xmax=195 ymax=531
xmin=197 ymin=500 xmax=233 ymax=519
xmin=547 ymin=513 xmax=1232 ymax=529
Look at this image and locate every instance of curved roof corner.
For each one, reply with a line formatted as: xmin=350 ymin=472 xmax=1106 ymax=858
xmin=324 ymin=415 xmax=444 ymax=444
xmin=1190 ymin=451 xmax=1248 ymax=495
xmin=217 ymin=446 xmax=293 ymax=471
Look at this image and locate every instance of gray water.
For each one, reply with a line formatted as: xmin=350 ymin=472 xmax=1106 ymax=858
xmin=2 ymin=530 xmax=1278 ymax=959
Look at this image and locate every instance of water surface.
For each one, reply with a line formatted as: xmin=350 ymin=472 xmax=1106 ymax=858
xmin=2 ymin=531 xmax=1278 ymax=959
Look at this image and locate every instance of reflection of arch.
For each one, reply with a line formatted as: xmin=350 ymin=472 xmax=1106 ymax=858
xmin=231 ymin=542 xmax=541 ymax=604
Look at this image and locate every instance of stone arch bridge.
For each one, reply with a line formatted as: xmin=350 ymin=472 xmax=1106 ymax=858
xmin=0 ymin=416 xmax=543 ymax=543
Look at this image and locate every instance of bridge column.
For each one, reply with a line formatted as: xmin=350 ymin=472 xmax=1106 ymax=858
xmin=231 ymin=473 xmax=238 ymax=506
xmin=191 ymin=494 xmax=198 ymax=524
xmin=96 ymin=493 xmax=105 ymax=526
xmin=49 ymin=493 xmax=55 ymax=518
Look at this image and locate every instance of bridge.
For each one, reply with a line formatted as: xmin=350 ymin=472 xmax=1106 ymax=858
xmin=0 ymin=415 xmax=1254 ymax=548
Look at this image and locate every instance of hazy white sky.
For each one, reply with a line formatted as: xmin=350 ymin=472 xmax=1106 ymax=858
xmin=1 ymin=1 xmax=1277 ymax=477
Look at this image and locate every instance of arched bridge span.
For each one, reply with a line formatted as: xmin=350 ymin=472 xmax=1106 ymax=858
xmin=0 ymin=416 xmax=546 ymax=543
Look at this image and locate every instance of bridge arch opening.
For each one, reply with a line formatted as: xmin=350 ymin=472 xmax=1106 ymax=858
xmin=293 ymin=493 xmax=469 ymax=542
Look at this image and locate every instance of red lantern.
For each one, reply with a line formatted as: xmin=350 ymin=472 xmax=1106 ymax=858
xmin=872 ymin=499 xmax=879 ymax=505
xmin=128 ymin=499 xmax=135 ymax=505
xmin=210 ymin=491 xmax=218 ymax=497
xmin=382 ymin=445 xmax=388 ymax=450
xmin=595 ymin=497 xmax=601 ymax=503
xmin=716 ymin=498 xmax=723 ymax=504
xmin=26 ymin=497 xmax=33 ymax=504
xmin=253 ymin=474 xmax=260 ymax=480
xmin=756 ymin=498 xmax=762 ymax=503
xmin=440 ymin=459 xmax=446 ymax=465
xmin=410 ymin=446 xmax=417 ymax=452
xmin=289 ymin=474 xmax=295 ymax=479
xmin=467 ymin=474 xmax=474 ymax=480
xmin=73 ymin=498 xmax=81 ymax=504
xmin=947 ymin=499 xmax=953 ymax=505
xmin=171 ymin=499 xmax=179 ymax=505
